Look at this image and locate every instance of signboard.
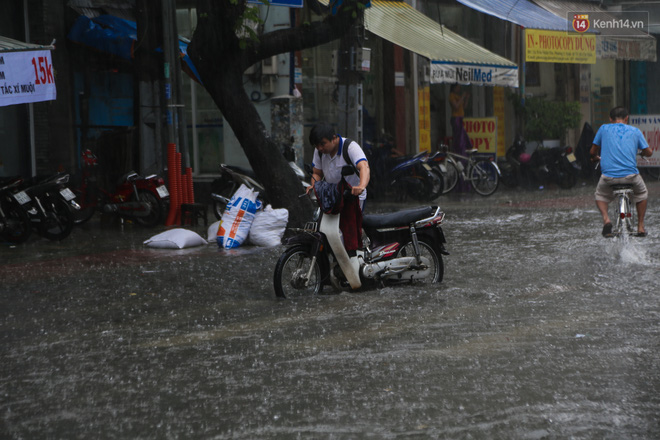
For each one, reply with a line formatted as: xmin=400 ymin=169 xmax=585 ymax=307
xmin=596 ymin=37 xmax=657 ymax=62
xmin=525 ymin=29 xmax=596 ymax=64
xmin=248 ymin=0 xmax=303 ymax=7
xmin=463 ymin=117 xmax=497 ymax=155
xmin=629 ymin=114 xmax=660 ymax=167
xmin=493 ymin=87 xmax=506 ymax=157
xmin=418 ymin=86 xmax=431 ymax=153
xmin=430 ymin=62 xmax=518 ymax=88
xmin=0 ymin=50 xmax=56 ymax=106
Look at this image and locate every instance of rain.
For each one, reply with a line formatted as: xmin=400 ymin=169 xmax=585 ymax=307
xmin=2 ymin=182 xmax=659 ymax=439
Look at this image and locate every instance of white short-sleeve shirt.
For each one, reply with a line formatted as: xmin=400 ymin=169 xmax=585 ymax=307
xmin=312 ymin=137 xmax=367 ymax=201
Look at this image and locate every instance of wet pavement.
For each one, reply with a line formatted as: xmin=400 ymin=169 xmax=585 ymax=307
xmin=2 ymin=180 xmax=660 ymax=439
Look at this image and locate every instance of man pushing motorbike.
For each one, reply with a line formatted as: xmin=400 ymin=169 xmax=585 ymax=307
xmin=590 ymin=106 xmax=652 ymax=237
xmin=307 ymin=123 xmax=370 ymax=211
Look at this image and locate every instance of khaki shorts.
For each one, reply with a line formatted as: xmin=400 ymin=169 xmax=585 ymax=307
xmin=595 ymin=174 xmax=648 ymax=204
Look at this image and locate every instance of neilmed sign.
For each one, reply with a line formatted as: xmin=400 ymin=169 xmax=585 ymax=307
xmin=430 ymin=62 xmax=518 ymax=88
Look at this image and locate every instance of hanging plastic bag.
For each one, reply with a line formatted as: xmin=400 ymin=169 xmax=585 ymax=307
xmin=217 ymin=184 xmax=259 ymax=249
xmin=248 ymin=205 xmax=289 ymax=247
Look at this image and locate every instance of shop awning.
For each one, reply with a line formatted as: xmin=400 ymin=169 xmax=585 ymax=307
xmin=0 ymin=36 xmax=56 ymax=106
xmin=364 ymin=1 xmax=518 ymax=87
xmin=1 ymin=35 xmax=54 ymax=53
xmin=531 ymin=0 xmax=657 ymax=61
xmin=456 ymin=0 xmax=571 ymax=31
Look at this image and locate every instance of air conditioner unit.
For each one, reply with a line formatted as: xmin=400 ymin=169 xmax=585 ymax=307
xmin=261 ymin=56 xmax=278 ymax=75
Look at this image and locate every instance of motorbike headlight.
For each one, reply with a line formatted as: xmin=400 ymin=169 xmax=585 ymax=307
xmin=313 ymin=207 xmax=321 ymax=222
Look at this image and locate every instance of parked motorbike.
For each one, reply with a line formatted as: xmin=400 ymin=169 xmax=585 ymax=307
xmin=364 ymin=137 xmax=443 ymax=201
xmin=0 ymin=176 xmax=32 ymax=244
xmin=13 ymin=172 xmax=76 ymax=241
xmin=71 ymin=149 xmax=169 ymax=227
xmin=499 ymin=137 xmax=580 ymax=189
xmin=273 ymin=167 xmax=448 ymax=298
xmin=211 ymin=144 xmax=310 ymax=219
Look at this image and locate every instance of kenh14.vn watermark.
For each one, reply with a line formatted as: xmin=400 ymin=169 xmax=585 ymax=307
xmin=569 ymin=11 xmax=649 ymax=36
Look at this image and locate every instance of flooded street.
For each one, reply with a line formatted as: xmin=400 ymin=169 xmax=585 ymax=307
xmin=2 ymin=181 xmax=660 ymax=439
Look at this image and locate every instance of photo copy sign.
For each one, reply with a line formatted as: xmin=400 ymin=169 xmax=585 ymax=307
xmin=0 ymin=50 xmax=56 ymax=106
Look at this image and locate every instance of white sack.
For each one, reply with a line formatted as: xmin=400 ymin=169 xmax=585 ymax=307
xmin=144 ymin=229 xmax=208 ymax=249
xmin=248 ymin=205 xmax=289 ymax=247
xmin=207 ymin=220 xmax=221 ymax=242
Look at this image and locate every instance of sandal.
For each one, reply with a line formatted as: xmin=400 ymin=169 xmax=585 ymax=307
xmin=602 ymin=222 xmax=613 ymax=237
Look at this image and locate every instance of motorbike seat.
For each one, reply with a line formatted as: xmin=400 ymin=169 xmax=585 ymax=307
xmin=363 ymin=206 xmax=437 ymax=228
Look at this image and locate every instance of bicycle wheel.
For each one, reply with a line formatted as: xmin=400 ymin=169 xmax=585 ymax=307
xmin=624 ymin=195 xmax=635 ymax=233
xmin=440 ymin=160 xmax=459 ymax=194
xmin=469 ymin=160 xmax=499 ymax=196
xmin=614 ymin=194 xmax=634 ymax=235
xmin=274 ymin=245 xmax=323 ymax=298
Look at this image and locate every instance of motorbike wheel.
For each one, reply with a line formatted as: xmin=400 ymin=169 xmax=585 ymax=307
xmin=556 ymin=165 xmax=577 ymax=189
xmin=133 ymin=190 xmax=163 ymax=227
xmin=395 ymin=236 xmax=443 ymax=283
xmin=0 ymin=201 xmax=31 ymax=244
xmin=469 ymin=160 xmax=499 ymax=196
xmin=71 ymin=189 xmax=97 ymax=225
xmin=39 ymin=197 xmax=74 ymax=241
xmin=441 ymin=160 xmax=460 ymax=194
xmin=274 ymin=245 xmax=323 ymax=298
xmin=418 ymin=169 xmax=444 ymax=201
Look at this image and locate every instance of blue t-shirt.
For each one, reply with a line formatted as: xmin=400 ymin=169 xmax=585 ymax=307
xmin=593 ymin=123 xmax=649 ymax=178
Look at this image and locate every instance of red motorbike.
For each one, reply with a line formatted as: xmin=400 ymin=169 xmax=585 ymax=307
xmin=71 ymin=149 xmax=169 ymax=227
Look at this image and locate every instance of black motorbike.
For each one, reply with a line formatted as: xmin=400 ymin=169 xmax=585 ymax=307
xmin=210 ymin=143 xmax=309 ymax=219
xmin=364 ymin=137 xmax=443 ymax=201
xmin=0 ymin=176 xmax=32 ymax=244
xmin=499 ymin=137 xmax=580 ymax=189
xmin=273 ymin=167 xmax=448 ymax=298
xmin=14 ymin=173 xmax=76 ymax=241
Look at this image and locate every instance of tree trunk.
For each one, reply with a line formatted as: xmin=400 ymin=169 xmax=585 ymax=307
xmin=188 ymin=0 xmax=365 ymax=226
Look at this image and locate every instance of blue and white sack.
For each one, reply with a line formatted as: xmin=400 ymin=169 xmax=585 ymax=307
xmin=217 ymin=184 xmax=259 ymax=249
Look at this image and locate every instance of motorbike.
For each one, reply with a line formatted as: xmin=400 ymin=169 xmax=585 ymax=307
xmin=71 ymin=149 xmax=170 ymax=227
xmin=273 ymin=167 xmax=448 ymax=298
xmin=12 ymin=172 xmax=77 ymax=241
xmin=499 ymin=137 xmax=580 ymax=189
xmin=0 ymin=176 xmax=32 ymax=244
xmin=211 ymin=143 xmax=310 ymax=219
xmin=364 ymin=137 xmax=443 ymax=201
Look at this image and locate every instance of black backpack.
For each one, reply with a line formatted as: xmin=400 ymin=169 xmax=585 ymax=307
xmin=342 ymin=138 xmax=360 ymax=177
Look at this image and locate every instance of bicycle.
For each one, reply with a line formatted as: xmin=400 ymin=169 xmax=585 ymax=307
xmin=429 ymin=145 xmax=500 ymax=196
xmin=609 ymin=183 xmax=635 ymax=237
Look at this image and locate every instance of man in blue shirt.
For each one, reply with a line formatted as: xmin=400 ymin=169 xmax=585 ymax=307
xmin=590 ymin=106 xmax=652 ymax=237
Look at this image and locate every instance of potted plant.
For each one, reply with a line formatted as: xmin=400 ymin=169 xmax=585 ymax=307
xmin=509 ymin=95 xmax=582 ymax=146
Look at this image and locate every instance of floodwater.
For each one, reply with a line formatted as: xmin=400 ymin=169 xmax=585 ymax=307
xmin=2 ymin=181 xmax=659 ymax=439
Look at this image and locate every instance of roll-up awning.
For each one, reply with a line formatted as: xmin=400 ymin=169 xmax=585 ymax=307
xmin=456 ymin=0 xmax=571 ymax=31
xmin=0 ymin=36 xmax=56 ymax=106
xmin=363 ymin=1 xmax=518 ymax=87
xmin=530 ymin=0 xmax=657 ymax=62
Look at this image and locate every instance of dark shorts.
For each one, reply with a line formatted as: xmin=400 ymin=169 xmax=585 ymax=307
xmin=595 ymin=174 xmax=648 ymax=204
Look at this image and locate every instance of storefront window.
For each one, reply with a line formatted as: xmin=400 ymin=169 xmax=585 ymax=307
xmin=177 ymin=7 xmax=224 ymax=175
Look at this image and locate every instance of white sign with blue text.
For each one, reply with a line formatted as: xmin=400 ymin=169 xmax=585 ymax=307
xmin=430 ymin=62 xmax=518 ymax=88
xmin=0 ymin=50 xmax=56 ymax=106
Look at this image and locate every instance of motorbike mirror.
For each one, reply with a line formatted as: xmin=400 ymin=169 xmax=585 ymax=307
xmin=341 ymin=165 xmax=355 ymax=176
